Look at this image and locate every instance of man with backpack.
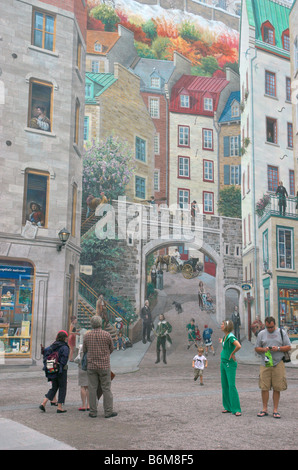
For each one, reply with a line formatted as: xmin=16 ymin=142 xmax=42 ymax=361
xmin=39 ymin=330 xmax=69 ymax=414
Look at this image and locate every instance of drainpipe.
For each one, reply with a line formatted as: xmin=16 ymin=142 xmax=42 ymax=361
xmin=250 ymin=47 xmax=259 ymax=318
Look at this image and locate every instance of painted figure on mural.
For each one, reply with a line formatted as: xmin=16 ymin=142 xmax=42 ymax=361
xmin=29 ymin=105 xmax=51 ymax=132
xmin=275 ymin=181 xmax=288 ymax=216
xmin=29 ymin=202 xmax=45 ymax=226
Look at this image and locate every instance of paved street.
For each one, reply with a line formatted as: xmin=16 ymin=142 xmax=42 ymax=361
xmin=0 ymin=272 xmax=298 ymax=451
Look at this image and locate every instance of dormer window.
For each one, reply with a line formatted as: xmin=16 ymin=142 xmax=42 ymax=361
xmin=151 ymin=76 xmax=160 ymax=89
xmin=204 ymin=97 xmax=213 ymax=111
xmin=282 ymin=29 xmax=290 ymax=51
xmin=231 ymin=101 xmax=240 ymax=118
xmin=94 ymin=41 xmax=102 ymax=52
xmin=180 ymin=94 xmax=190 ymax=108
xmin=262 ymin=21 xmax=275 ymax=45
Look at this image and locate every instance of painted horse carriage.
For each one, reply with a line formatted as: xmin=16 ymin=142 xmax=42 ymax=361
xmin=155 ymin=255 xmax=203 ymax=279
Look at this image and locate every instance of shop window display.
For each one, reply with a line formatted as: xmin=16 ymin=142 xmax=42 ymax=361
xmin=0 ymin=260 xmax=34 ymax=357
xmin=279 ymin=287 xmax=298 ymax=341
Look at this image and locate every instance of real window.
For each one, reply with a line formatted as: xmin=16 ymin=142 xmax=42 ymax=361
xmin=28 ymin=79 xmax=52 ymax=132
xmin=149 ymin=98 xmax=159 ymax=119
xmin=136 ymin=137 xmax=146 ymax=162
xmin=178 ymin=157 xmax=190 ymax=178
xmin=203 ymin=129 xmax=213 ymax=150
xmin=204 ymin=97 xmax=213 ymax=111
xmin=135 ymin=176 xmax=146 ymax=199
xmin=23 ymin=170 xmax=49 ymax=227
xmin=265 ymin=71 xmax=276 ymax=97
xmin=266 ymin=117 xmax=277 ymax=144
xmin=180 ymin=95 xmax=190 ymax=108
xmin=32 ymin=9 xmax=55 ymax=51
xmin=178 ymin=126 xmax=190 ymax=147
xmin=203 ymin=191 xmax=214 ymax=214
xmin=267 ymin=165 xmax=279 ymax=192
xmin=203 ymin=160 xmax=213 ymax=182
xmin=277 ymin=227 xmax=293 ymax=269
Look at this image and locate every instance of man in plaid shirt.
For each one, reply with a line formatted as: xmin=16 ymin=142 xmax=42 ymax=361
xmin=83 ymin=315 xmax=117 ymax=418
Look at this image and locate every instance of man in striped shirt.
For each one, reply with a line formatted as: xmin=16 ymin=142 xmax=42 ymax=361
xmin=83 ymin=315 xmax=117 ymax=419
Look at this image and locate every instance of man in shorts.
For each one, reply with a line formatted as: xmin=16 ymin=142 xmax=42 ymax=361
xmin=255 ymin=316 xmax=291 ymax=419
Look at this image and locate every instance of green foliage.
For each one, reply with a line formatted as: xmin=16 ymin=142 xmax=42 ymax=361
xmin=146 ymin=282 xmax=155 ymax=298
xmin=134 ymin=41 xmax=157 ymax=59
xmin=151 ymin=36 xmax=171 ymax=59
xmin=142 ymin=19 xmax=157 ymax=41
xmin=90 ymin=4 xmax=119 ymax=31
xmin=218 ymin=186 xmax=242 ymax=218
xmin=179 ymin=21 xmax=201 ymax=42
xmin=191 ymin=56 xmax=219 ymax=76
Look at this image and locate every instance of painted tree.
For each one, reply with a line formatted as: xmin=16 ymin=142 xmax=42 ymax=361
xmin=218 ymin=186 xmax=242 ymax=218
xmin=83 ymin=135 xmax=136 ymax=203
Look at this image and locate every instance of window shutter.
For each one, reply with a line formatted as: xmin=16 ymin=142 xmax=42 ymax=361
xmin=224 ymin=136 xmax=230 ymax=157
xmin=224 ymin=165 xmax=230 ymax=185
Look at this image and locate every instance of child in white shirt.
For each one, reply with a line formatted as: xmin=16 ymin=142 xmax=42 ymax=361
xmin=192 ymin=347 xmax=208 ymax=385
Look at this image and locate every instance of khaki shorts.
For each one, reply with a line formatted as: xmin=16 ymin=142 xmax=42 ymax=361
xmin=259 ymin=361 xmax=287 ymax=392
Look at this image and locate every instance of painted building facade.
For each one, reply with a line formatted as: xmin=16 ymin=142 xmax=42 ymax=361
xmin=240 ymin=0 xmax=296 ymax=339
xmin=0 ymin=0 xmax=87 ymax=363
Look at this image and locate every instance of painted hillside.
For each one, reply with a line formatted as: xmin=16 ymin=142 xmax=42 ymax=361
xmin=87 ymin=0 xmax=239 ymax=75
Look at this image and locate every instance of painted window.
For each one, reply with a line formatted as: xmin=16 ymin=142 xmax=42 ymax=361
xmin=77 ymin=37 xmax=82 ymax=70
xmin=32 ymin=9 xmax=55 ymax=51
xmin=91 ymin=61 xmax=99 ymax=73
xmin=178 ymin=157 xmax=190 ymax=178
xmin=180 ymin=95 xmax=190 ymax=108
xmin=154 ymin=134 xmax=160 ymax=155
xmin=178 ymin=189 xmax=190 ymax=209
xmin=178 ymin=126 xmax=190 ymax=147
xmin=287 ymin=122 xmax=293 ymax=148
xmin=135 ymin=137 xmax=146 ymax=162
xmin=223 ymin=135 xmax=241 ymax=157
xmin=277 ymin=227 xmax=293 ymax=269
xmin=203 ymin=191 xmax=214 ymax=214
xmin=71 ymin=183 xmax=77 ymax=237
xmin=289 ymin=170 xmax=295 ymax=196
xmin=262 ymin=22 xmax=275 ymax=45
xmin=230 ymin=165 xmax=241 ymax=185
xmin=135 ymin=176 xmax=146 ymax=199
xmin=74 ymin=99 xmax=80 ymax=145
xmin=204 ymin=97 xmax=213 ymax=111
xmin=265 ymin=71 xmax=276 ymax=97
xmin=282 ymin=30 xmax=290 ymax=51
xmin=231 ymin=102 xmax=240 ymax=117
xmin=28 ymin=79 xmax=52 ymax=132
xmin=266 ymin=117 xmax=277 ymax=144
xmin=203 ymin=160 xmax=213 ymax=182
xmin=85 ymin=82 xmax=92 ymax=98
xmin=149 ymin=98 xmax=159 ymax=118
xmin=94 ymin=42 xmax=102 ymax=52
xmin=203 ymin=129 xmax=213 ymax=150
xmin=84 ymin=116 xmax=89 ymax=141
xmin=151 ymin=77 xmax=160 ymax=89
xmin=286 ymin=77 xmax=291 ymax=102
xmin=267 ymin=165 xmax=279 ymax=192
xmin=23 ymin=169 xmax=49 ymax=227
xmin=154 ymin=170 xmax=160 ymax=192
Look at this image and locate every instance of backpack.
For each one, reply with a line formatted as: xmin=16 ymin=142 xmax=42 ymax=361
xmin=46 ymin=350 xmax=60 ymax=374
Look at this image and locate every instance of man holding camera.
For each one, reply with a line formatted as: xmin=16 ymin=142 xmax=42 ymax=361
xmin=255 ymin=316 xmax=291 ymax=419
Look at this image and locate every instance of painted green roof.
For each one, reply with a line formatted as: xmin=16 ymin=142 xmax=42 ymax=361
xmin=85 ymin=72 xmax=117 ymax=103
xmin=246 ymin=0 xmax=290 ymax=54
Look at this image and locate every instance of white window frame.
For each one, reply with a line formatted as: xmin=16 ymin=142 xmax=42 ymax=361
xmin=149 ymin=97 xmax=159 ymax=119
xmin=180 ymin=95 xmax=190 ymax=108
xmin=204 ymin=97 xmax=213 ymax=111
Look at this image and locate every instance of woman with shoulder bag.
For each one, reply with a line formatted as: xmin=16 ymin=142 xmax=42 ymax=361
xmin=39 ymin=330 xmax=70 ymax=414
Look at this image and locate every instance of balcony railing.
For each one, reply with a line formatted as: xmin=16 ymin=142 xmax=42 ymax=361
xmin=258 ymin=194 xmax=298 ymax=226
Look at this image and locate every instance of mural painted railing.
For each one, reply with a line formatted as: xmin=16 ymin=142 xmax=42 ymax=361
xmin=258 ymin=194 xmax=298 ymax=227
xmin=78 ymin=278 xmax=129 ymax=336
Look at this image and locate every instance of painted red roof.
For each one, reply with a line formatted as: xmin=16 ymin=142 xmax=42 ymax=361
xmin=169 ymin=75 xmax=229 ymax=116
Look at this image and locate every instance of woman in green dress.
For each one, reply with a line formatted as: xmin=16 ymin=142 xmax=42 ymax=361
xmin=219 ymin=320 xmax=242 ymax=416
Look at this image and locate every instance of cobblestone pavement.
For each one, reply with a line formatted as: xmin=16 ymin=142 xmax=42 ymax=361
xmin=1 ymin=272 xmax=298 ymax=451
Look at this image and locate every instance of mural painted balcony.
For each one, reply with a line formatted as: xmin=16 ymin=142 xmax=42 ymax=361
xmin=258 ymin=194 xmax=298 ymax=227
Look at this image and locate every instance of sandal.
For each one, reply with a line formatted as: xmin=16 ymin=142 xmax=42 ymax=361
xmin=273 ymin=412 xmax=281 ymax=419
xmin=234 ymin=412 xmax=242 ymax=416
xmin=257 ymin=411 xmax=268 ymax=417
xmin=222 ymin=410 xmax=231 ymax=414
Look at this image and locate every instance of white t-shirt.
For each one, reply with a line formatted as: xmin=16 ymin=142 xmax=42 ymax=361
xmin=193 ymin=354 xmax=207 ymax=369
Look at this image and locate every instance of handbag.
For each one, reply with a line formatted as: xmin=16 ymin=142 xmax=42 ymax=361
xmin=81 ymin=351 xmax=88 ymax=370
xmin=280 ymin=328 xmax=291 ymax=363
